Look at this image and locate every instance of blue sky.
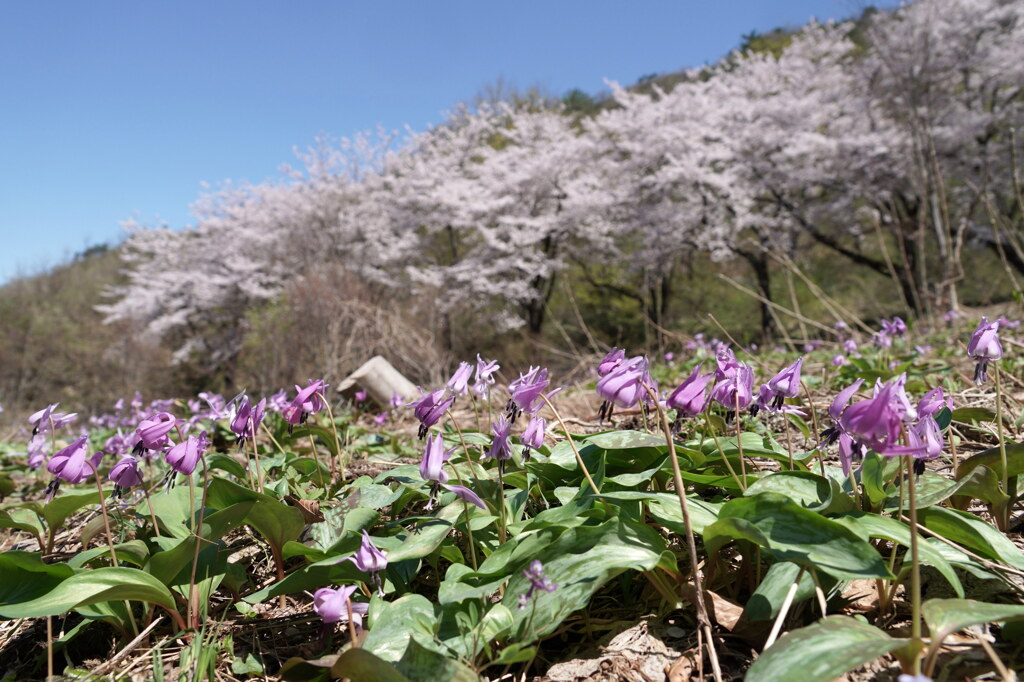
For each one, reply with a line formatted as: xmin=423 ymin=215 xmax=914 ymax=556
xmin=0 ymin=1 xmax=890 ymax=282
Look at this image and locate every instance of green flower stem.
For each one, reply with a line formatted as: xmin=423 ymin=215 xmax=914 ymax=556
xmin=734 ymin=393 xmax=748 ymax=481
xmin=994 ymin=362 xmax=1010 ymax=530
xmin=305 ymin=433 xmax=328 ymax=491
xmin=799 ymin=380 xmax=827 ymax=478
xmin=443 ymin=412 xmax=481 ymax=569
xmin=539 ymin=394 xmax=604 ymax=501
xmin=188 ymin=464 xmax=213 ymax=626
xmin=645 ymin=385 xmax=723 ymax=682
xmin=701 ymin=411 xmax=745 ymax=493
xmin=318 ymin=392 xmax=346 ymax=484
xmin=248 ymin=429 xmax=265 ymax=494
xmin=906 ymin=456 xmax=923 ymax=675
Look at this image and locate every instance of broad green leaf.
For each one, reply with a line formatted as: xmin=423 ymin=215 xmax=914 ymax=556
xmin=923 ymin=598 xmax=1024 ymax=648
xmin=69 ymin=540 xmax=150 ymax=569
xmin=705 ymin=493 xmax=892 ymax=580
xmin=955 ymin=441 xmax=1024 ymax=481
xmin=279 ymin=655 xmax=342 ymax=682
xmin=502 ymin=517 xmax=664 ymax=640
xmin=745 ymin=471 xmax=854 ymax=514
xmin=205 ymin=477 xmax=278 ymax=509
xmin=860 ymin=451 xmax=900 ymax=509
xmin=291 ymin=425 xmax=340 ymax=456
xmin=745 ymin=561 xmax=819 ymax=622
xmin=245 ymin=501 xmax=306 ymax=558
xmin=645 ymin=492 xmax=722 ymax=535
xmin=205 ymin=453 xmax=248 ymax=480
xmin=243 ymin=559 xmax=363 ymax=603
xmin=0 ymin=567 xmax=177 ymax=618
xmin=393 ymin=638 xmax=481 ymax=682
xmin=833 ymin=512 xmax=962 ymax=597
xmin=301 ymin=507 xmax=379 ymax=558
xmin=585 ymin=430 xmax=668 ymax=451
xmin=0 ymin=551 xmax=75 ymax=605
xmin=145 ymin=502 xmax=253 ymax=585
xmin=0 ymin=508 xmax=44 ymax=546
xmin=362 ymin=594 xmax=439 ymax=662
xmin=951 ymin=465 xmax=1010 ymax=511
xmin=443 ymin=603 xmax=514 ymax=659
xmin=746 ymin=615 xmax=907 ymax=681
xmin=919 ymin=506 xmax=1024 ymax=571
xmin=39 ymin=490 xmax=103 ymax=533
xmin=147 ymin=484 xmax=194 ymax=539
xmin=884 ymin=472 xmax=965 ymax=510
xmin=311 ymin=649 xmax=411 ymax=682
xmin=387 ymin=501 xmax=464 ymax=563
xmin=951 ymin=407 xmax=997 ymax=424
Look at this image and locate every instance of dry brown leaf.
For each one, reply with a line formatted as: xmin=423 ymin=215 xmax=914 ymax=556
xmin=284 ymin=495 xmax=325 ymax=524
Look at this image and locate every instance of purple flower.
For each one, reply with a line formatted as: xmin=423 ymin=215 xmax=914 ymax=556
xmin=666 ymin=365 xmax=714 ymax=417
xmin=230 ymin=397 xmax=266 ymax=443
xmin=351 ymin=531 xmax=387 ymax=574
xmin=911 ymin=416 xmax=944 ymax=460
xmin=837 ymin=432 xmax=867 ymax=475
xmin=419 ymin=433 xmax=486 ymax=510
xmin=29 ymin=403 xmax=77 ymax=435
xmin=389 ymin=392 xmax=403 ymax=409
xmin=136 ymin=412 xmax=177 ymax=452
xmin=350 ymin=530 xmax=387 ymax=594
xmin=714 ymin=347 xmax=740 ymax=381
xmin=26 ymin=434 xmax=47 ymax=469
xmin=165 ymin=431 xmax=209 ymax=477
xmin=282 ymin=379 xmax=328 ymax=426
xmin=521 ymin=416 xmax=546 ymax=459
xmin=767 ymin=357 xmax=803 ymax=400
xmin=597 ymin=348 xmax=626 ymax=377
xmin=916 ymin=387 xmax=951 ymax=420
xmin=420 ymin=432 xmax=451 ymax=484
xmin=507 ymin=366 xmax=557 ymax=420
xmin=103 ymin=432 xmax=129 ymax=457
xmin=831 ymin=354 xmax=847 ymax=367
xmin=409 ymin=387 xmax=455 ymax=439
xmin=354 ymin=390 xmax=367 ymax=403
xmin=446 ymin=362 xmax=473 ymax=397
xmin=663 ymin=352 xmax=675 ymax=363
xmin=313 ymin=585 xmax=369 ymax=630
xmin=943 ymin=310 xmax=959 ymax=324
xmin=967 ymin=317 xmax=1002 ymax=384
xmin=472 ymin=355 xmax=500 ymax=399
xmin=485 ymin=415 xmax=513 ymax=462
xmin=840 ymin=379 xmax=922 ymax=457
xmin=843 ymin=338 xmax=858 ymax=354
xmin=373 ymin=412 xmax=388 ymax=426
xmin=596 ymin=356 xmax=648 ymax=409
xmin=755 ymin=356 xmax=804 ymax=415
xmin=518 ymin=560 xmax=557 ymax=609
xmin=47 ymin=436 xmax=93 ymax=483
xmin=45 ymin=435 xmax=94 ymax=499
xmin=109 ymin=455 xmax=143 ymax=497
xmin=882 ymin=317 xmax=907 ymax=337
xmin=711 ymin=363 xmax=754 ymax=411
xmin=820 ymin=379 xmax=864 ymax=447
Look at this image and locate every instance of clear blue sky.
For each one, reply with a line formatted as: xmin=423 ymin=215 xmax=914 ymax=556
xmin=0 ymin=1 xmax=889 ymax=282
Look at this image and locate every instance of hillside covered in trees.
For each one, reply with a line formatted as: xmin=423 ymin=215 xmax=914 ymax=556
xmin=1 ymin=0 xmax=1022 ymax=419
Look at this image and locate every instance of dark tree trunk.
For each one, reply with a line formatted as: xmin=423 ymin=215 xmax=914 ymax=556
xmin=737 ymin=247 xmax=775 ymax=341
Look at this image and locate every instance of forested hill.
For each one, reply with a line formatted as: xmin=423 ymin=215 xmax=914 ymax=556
xmin=2 ymin=0 xmax=1021 ymax=421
